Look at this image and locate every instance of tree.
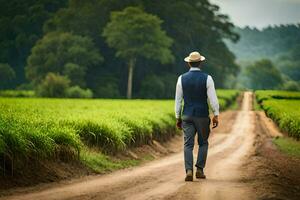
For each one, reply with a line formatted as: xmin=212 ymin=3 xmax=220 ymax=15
xmin=37 ymin=72 xmax=70 ymax=97
xmin=1 ymin=0 xmax=240 ymax=96
xmin=0 ymin=63 xmax=16 ymax=89
xmin=245 ymin=59 xmax=283 ymax=90
xmin=66 ymin=86 xmax=93 ymax=98
xmin=26 ymin=32 xmax=103 ymax=87
xmin=0 ymin=0 xmax=68 ymax=87
xmin=139 ymin=75 xmax=165 ymax=99
xmin=139 ymin=73 xmax=177 ymax=99
xmin=277 ymin=45 xmax=300 ymax=82
xmin=143 ymin=0 xmax=239 ymax=87
xmin=102 ymin=7 xmax=174 ymax=99
xmin=226 ymin=25 xmax=300 ymax=62
xmin=281 ymin=80 xmax=300 ymax=91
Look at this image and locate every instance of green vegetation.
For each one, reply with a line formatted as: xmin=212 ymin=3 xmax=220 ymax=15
xmin=256 ymin=90 xmax=300 ymax=103
xmin=103 ymin=7 xmax=174 ymax=99
xmin=0 ymin=63 xmax=16 ymax=89
xmin=66 ymin=86 xmax=93 ymax=99
xmin=245 ymin=60 xmax=283 ymax=90
xmin=0 ymin=90 xmax=35 ymax=98
xmin=256 ymin=90 xmax=300 ymax=139
xmin=273 ymin=137 xmax=300 ymax=157
xmin=36 ymin=73 xmax=71 ymax=98
xmin=261 ymin=99 xmax=300 ymax=139
xmin=1 ymin=0 xmax=239 ymax=98
xmin=0 ymin=0 xmax=68 ymax=87
xmin=0 ymin=98 xmax=176 ymax=174
xmin=26 ymin=32 xmax=103 ymax=87
xmin=80 ymin=149 xmax=141 ymax=173
xmin=227 ymin=26 xmax=300 ymax=91
xmin=217 ymin=89 xmax=240 ymax=110
xmin=0 ymin=90 xmax=238 ymax=174
xmin=226 ymin=25 xmax=300 ymax=62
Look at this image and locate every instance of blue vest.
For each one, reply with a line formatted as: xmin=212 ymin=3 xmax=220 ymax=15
xmin=182 ymin=70 xmax=209 ymax=117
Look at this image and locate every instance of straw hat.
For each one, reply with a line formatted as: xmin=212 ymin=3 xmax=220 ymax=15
xmin=184 ymin=51 xmax=206 ymax=62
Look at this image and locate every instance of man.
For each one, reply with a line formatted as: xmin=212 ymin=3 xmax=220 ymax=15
xmin=175 ymin=51 xmax=219 ymax=182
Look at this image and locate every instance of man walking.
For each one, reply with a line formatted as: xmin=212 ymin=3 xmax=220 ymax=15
xmin=175 ymin=51 xmax=219 ymax=181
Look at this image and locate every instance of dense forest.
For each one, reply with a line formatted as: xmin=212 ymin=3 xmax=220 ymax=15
xmin=0 ymin=0 xmax=239 ymax=98
xmin=226 ymin=25 xmax=300 ymax=90
xmin=226 ymin=25 xmax=300 ymax=62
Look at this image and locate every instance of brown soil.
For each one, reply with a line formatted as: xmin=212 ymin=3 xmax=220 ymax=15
xmin=243 ymin=111 xmax=300 ymax=200
xmin=0 ymin=159 xmax=92 ymax=192
xmin=1 ymin=92 xmax=300 ymax=200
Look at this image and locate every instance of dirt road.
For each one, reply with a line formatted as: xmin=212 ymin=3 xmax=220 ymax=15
xmin=2 ymin=92 xmax=258 ymax=200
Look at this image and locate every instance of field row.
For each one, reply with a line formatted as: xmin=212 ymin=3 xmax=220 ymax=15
xmin=256 ymin=90 xmax=300 ymax=139
xmin=256 ymin=90 xmax=300 ymax=102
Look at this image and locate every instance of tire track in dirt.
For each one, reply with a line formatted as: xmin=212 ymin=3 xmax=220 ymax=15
xmin=2 ymin=92 xmax=256 ymax=200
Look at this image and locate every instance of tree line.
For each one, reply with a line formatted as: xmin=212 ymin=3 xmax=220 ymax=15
xmin=0 ymin=0 xmax=239 ymax=98
xmin=226 ymin=25 xmax=300 ymax=91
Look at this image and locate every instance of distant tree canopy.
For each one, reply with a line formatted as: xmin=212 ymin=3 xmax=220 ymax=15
xmin=227 ymin=25 xmax=300 ymax=90
xmin=277 ymin=45 xmax=300 ymax=82
xmin=0 ymin=63 xmax=16 ymax=89
xmin=1 ymin=0 xmax=239 ymax=98
xmin=245 ymin=59 xmax=283 ymax=90
xmin=0 ymin=0 xmax=68 ymax=87
xmin=226 ymin=25 xmax=300 ymax=62
xmin=26 ymin=32 xmax=103 ymax=87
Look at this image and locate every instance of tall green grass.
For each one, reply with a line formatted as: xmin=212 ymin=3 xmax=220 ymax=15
xmin=256 ymin=90 xmax=300 ymax=139
xmin=217 ymin=89 xmax=240 ymax=110
xmin=261 ymin=99 xmax=300 ymax=139
xmin=256 ymin=90 xmax=300 ymax=103
xmin=0 ymin=90 xmax=239 ymax=173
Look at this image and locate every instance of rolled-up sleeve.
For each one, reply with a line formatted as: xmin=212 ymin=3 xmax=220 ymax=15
xmin=175 ymin=76 xmax=183 ymax=119
xmin=207 ymin=75 xmax=219 ymax=116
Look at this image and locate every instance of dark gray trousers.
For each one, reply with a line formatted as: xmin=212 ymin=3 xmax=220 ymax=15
xmin=182 ymin=116 xmax=211 ymax=171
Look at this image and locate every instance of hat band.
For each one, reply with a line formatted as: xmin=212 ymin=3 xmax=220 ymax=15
xmin=189 ymin=57 xmax=201 ymax=62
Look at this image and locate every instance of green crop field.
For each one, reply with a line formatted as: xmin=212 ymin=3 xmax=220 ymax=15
xmin=256 ymin=90 xmax=300 ymax=139
xmin=256 ymin=90 xmax=300 ymax=102
xmin=0 ymin=90 xmax=239 ymax=173
xmin=217 ymin=89 xmax=240 ymax=109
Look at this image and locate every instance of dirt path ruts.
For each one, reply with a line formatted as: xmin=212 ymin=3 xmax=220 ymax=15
xmin=2 ymin=92 xmax=257 ymax=200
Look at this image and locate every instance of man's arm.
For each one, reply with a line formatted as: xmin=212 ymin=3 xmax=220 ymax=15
xmin=175 ymin=76 xmax=183 ymax=129
xmin=207 ymin=75 xmax=219 ymax=128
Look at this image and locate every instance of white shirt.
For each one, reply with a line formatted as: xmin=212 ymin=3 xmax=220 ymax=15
xmin=175 ymin=67 xmax=219 ymax=118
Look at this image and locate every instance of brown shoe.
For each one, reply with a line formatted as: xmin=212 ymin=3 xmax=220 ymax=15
xmin=185 ymin=170 xmax=193 ymax=182
xmin=196 ymin=168 xmax=206 ymax=179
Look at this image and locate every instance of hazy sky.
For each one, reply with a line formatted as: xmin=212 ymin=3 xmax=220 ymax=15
xmin=209 ymin=0 xmax=300 ymax=29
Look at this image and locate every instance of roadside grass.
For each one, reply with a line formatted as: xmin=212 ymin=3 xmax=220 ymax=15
xmin=217 ymin=89 xmax=240 ymax=110
xmin=228 ymin=91 xmax=244 ymax=110
xmin=256 ymin=90 xmax=300 ymax=103
xmin=253 ymin=96 xmax=262 ymax=111
xmin=80 ymin=148 xmax=155 ymax=173
xmin=273 ymin=137 xmax=300 ymax=157
xmin=80 ymin=149 xmax=140 ymax=173
xmin=255 ymin=90 xmax=300 ymax=139
xmin=262 ymin=99 xmax=300 ymax=139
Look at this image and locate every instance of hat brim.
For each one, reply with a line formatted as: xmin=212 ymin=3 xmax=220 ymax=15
xmin=184 ymin=56 xmax=206 ymax=63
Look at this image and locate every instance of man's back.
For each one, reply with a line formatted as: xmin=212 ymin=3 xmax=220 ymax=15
xmin=181 ymin=70 xmax=209 ymax=117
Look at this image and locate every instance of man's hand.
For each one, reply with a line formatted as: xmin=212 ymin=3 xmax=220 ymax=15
xmin=212 ymin=115 xmax=219 ymax=129
xmin=176 ymin=118 xmax=182 ymax=130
